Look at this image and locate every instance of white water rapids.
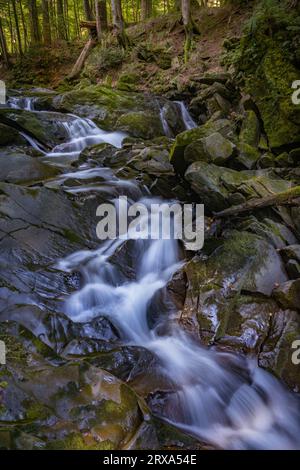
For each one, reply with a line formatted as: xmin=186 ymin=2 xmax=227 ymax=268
xmin=7 ymin=96 xmax=300 ymax=449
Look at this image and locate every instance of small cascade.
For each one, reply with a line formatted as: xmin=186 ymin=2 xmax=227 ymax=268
xmin=7 ymin=96 xmax=36 ymax=111
xmin=57 ymin=186 xmax=300 ymax=450
xmin=176 ymin=101 xmax=197 ymax=130
xmin=46 ymin=116 xmax=126 ymax=161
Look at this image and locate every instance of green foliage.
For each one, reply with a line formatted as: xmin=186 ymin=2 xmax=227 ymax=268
xmin=223 ymin=0 xmax=300 ymax=72
xmin=84 ymin=45 xmax=125 ymax=76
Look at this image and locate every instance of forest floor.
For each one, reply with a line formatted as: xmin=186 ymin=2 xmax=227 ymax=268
xmin=2 ymin=5 xmax=251 ymax=94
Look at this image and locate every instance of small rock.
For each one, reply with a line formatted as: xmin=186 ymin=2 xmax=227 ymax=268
xmin=273 ymin=279 xmax=300 ymax=311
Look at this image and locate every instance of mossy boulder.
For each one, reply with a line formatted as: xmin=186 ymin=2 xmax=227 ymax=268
xmin=0 ymin=324 xmax=152 ymax=450
xmin=184 ymin=161 xmax=290 ymax=212
xmin=275 ymin=152 xmax=293 ymax=168
xmin=170 ymin=119 xmax=236 ymax=174
xmin=245 ymin=47 xmax=300 ymax=149
xmin=181 ymin=230 xmax=288 ymax=346
xmin=0 ymin=124 xmax=25 ymax=146
xmin=184 ymin=132 xmax=235 ymax=166
xmin=236 ymin=142 xmax=260 ymax=169
xmin=239 ymin=110 xmax=260 ymax=147
xmin=117 ymin=73 xmax=140 ymax=92
xmin=116 ymin=112 xmax=164 ymax=139
xmin=0 ymin=108 xmax=72 ymax=147
xmin=273 ymin=279 xmax=300 ymax=311
xmin=0 ymin=148 xmax=60 ymax=184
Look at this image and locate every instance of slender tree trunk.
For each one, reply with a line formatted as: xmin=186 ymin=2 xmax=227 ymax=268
xmin=42 ymin=0 xmax=52 ymax=45
xmin=141 ymin=0 xmax=152 ymax=20
xmin=57 ymin=0 xmax=67 ymax=40
xmin=182 ymin=0 xmax=192 ymax=62
xmin=69 ymin=36 xmax=96 ymax=78
xmin=28 ymin=0 xmax=41 ymax=45
xmin=111 ymin=0 xmax=129 ymax=48
xmin=7 ymin=3 xmax=14 ymax=54
xmin=84 ymin=0 xmax=94 ymax=21
xmin=95 ymin=1 xmax=101 ymax=41
xmin=19 ymin=0 xmax=29 ymax=51
xmin=12 ymin=0 xmax=23 ymax=56
xmin=0 ymin=18 xmax=9 ymax=67
xmin=73 ymin=0 xmax=81 ymax=38
xmin=95 ymin=0 xmax=108 ymax=36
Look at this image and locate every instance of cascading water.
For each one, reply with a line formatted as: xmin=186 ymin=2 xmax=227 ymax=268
xmin=175 ymin=101 xmax=197 ymax=130
xmin=49 ymin=116 xmax=126 ymax=159
xmin=6 ymin=94 xmax=300 ymax=449
xmin=6 ymin=96 xmax=126 ymax=161
xmin=7 ymin=95 xmax=36 ymax=111
xmin=55 ymin=164 xmax=300 ymax=450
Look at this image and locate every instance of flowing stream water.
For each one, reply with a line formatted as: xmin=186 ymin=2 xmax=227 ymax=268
xmin=6 ymin=95 xmax=300 ymax=449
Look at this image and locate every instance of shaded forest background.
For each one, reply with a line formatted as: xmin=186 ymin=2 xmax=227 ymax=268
xmin=0 ymin=0 xmax=299 ymax=91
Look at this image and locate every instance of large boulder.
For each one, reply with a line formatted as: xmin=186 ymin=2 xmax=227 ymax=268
xmin=170 ymin=119 xmax=236 ymax=174
xmin=0 ymin=108 xmax=73 ymax=147
xmin=0 ymin=148 xmax=60 ymax=184
xmin=245 ymin=47 xmax=300 ymax=149
xmin=0 ymin=322 xmax=156 ymax=450
xmin=184 ymin=162 xmax=291 ymax=212
xmin=42 ymin=85 xmax=180 ymax=138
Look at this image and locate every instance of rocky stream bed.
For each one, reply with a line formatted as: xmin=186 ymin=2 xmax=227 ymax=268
xmin=0 ymin=76 xmax=300 ymax=450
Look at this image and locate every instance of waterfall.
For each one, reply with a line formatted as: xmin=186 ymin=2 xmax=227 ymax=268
xmin=56 ymin=165 xmax=300 ymax=450
xmin=47 ymin=115 xmax=126 ymax=160
xmin=176 ymin=101 xmax=197 ymax=130
xmin=7 ymin=96 xmax=36 ymax=111
xmin=6 ymin=94 xmax=300 ymax=449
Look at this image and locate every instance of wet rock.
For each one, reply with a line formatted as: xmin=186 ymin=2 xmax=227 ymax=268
xmin=46 ymin=85 xmax=177 ymax=138
xmin=239 ymin=110 xmax=260 ymax=147
xmin=273 ymin=279 xmax=300 ymax=311
xmin=0 ymin=124 xmax=25 ymax=146
xmin=185 ymin=162 xmax=290 ymax=212
xmin=116 ymin=112 xmax=164 ymax=139
xmin=235 ymin=142 xmax=260 ymax=169
xmin=238 ymin=216 xmax=297 ymax=250
xmin=289 ymin=148 xmax=300 ymax=164
xmin=258 ymin=309 xmax=300 ymax=391
xmin=245 ymin=47 xmax=300 ymax=149
xmin=0 ymin=148 xmax=60 ymax=184
xmin=181 ymin=230 xmax=288 ymax=345
xmin=184 ymin=132 xmax=235 ymax=166
xmin=170 ymin=118 xmax=236 ymax=174
xmin=0 ymin=329 xmax=151 ymax=450
xmin=275 ymin=152 xmax=293 ymax=168
xmin=285 ymin=260 xmax=300 ymax=279
xmin=280 ymin=244 xmax=300 ymax=264
xmin=0 ymin=108 xmax=72 ymax=147
xmin=259 ymin=152 xmax=275 ymax=169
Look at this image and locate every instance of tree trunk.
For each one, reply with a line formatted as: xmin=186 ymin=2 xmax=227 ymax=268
xmin=0 ymin=18 xmax=10 ymax=67
xmin=12 ymin=0 xmax=23 ymax=56
xmin=84 ymin=0 xmax=94 ymax=21
xmin=28 ymin=0 xmax=41 ymax=44
xmin=95 ymin=1 xmax=101 ymax=41
xmin=19 ymin=0 xmax=29 ymax=51
xmin=182 ymin=0 xmax=192 ymax=62
xmin=68 ymin=37 xmax=96 ymax=78
xmin=141 ymin=0 xmax=152 ymax=20
xmin=111 ymin=0 xmax=129 ymax=48
xmin=42 ymin=0 xmax=52 ymax=45
xmin=57 ymin=0 xmax=67 ymax=40
xmin=214 ymin=186 xmax=300 ymax=219
xmin=95 ymin=0 xmax=108 ymax=41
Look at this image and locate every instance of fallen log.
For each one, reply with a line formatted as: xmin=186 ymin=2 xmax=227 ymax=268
xmin=80 ymin=20 xmax=97 ymax=30
xmin=68 ymin=37 xmax=97 ymax=80
xmin=214 ymin=186 xmax=300 ymax=218
xmin=0 ymin=113 xmax=51 ymax=152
